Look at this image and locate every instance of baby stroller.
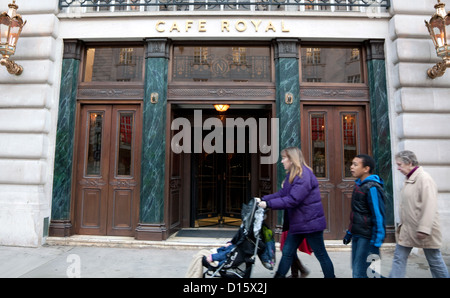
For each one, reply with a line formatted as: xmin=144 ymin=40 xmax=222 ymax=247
xmin=202 ymin=198 xmax=275 ymax=278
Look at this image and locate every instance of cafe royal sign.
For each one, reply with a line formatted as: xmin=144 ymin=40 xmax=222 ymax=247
xmin=155 ymin=19 xmax=291 ymax=33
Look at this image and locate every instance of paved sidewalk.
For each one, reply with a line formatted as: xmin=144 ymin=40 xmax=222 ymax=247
xmin=1 ymin=235 xmax=449 ymax=278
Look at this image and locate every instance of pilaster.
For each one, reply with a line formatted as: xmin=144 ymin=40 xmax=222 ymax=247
xmin=136 ymin=38 xmax=170 ymax=240
xmin=366 ymin=39 xmax=394 ymax=230
xmin=273 ymin=38 xmax=301 ymax=227
xmin=49 ymin=40 xmax=82 ymax=237
xmin=273 ymin=39 xmax=301 ymax=184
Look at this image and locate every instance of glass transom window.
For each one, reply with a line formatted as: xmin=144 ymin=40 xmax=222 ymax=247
xmin=83 ymin=47 xmax=144 ymax=82
xmin=172 ymin=46 xmax=271 ymax=83
xmin=301 ymin=46 xmax=363 ymax=84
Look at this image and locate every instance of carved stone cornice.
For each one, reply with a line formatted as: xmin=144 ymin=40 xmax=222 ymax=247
xmin=63 ymin=39 xmax=83 ymax=60
xmin=145 ymin=38 xmax=171 ymax=59
xmin=365 ymin=39 xmax=385 ymax=61
xmin=273 ymin=38 xmax=300 ymax=59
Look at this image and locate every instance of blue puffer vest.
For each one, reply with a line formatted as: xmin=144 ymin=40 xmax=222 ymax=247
xmin=349 ymin=175 xmax=386 ymax=247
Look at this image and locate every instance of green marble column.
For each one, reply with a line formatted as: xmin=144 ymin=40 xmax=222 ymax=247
xmin=50 ymin=40 xmax=82 ymax=236
xmin=273 ymin=39 xmax=301 ymax=226
xmin=136 ymin=39 xmax=170 ymax=240
xmin=274 ymin=39 xmax=301 ymax=187
xmin=366 ymin=40 xmax=394 ymax=228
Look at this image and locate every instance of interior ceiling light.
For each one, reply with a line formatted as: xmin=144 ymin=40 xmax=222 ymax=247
xmin=214 ymin=104 xmax=230 ymax=112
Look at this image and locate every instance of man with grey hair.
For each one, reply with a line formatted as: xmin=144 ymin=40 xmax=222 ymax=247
xmin=390 ymin=150 xmax=449 ymax=278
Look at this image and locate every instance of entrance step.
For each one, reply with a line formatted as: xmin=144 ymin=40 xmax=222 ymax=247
xmin=45 ymin=235 xmax=396 ymax=251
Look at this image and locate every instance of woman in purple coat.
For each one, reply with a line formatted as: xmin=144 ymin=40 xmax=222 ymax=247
xmin=258 ymin=147 xmax=335 ymax=278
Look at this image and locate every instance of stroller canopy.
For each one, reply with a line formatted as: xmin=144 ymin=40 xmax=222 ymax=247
xmin=240 ymin=198 xmax=265 ymax=239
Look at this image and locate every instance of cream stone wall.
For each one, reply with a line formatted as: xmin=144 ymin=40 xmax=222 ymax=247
xmin=388 ymin=0 xmax=450 ymax=250
xmin=0 ymin=0 xmax=62 ymax=246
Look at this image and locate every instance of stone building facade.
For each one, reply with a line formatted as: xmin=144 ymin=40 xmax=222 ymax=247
xmin=0 ymin=0 xmax=448 ymax=250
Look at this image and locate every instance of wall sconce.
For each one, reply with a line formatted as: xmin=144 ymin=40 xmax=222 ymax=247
xmin=285 ymin=92 xmax=293 ymax=104
xmin=150 ymin=92 xmax=158 ymax=104
xmin=425 ymin=0 xmax=450 ymax=79
xmin=0 ymin=0 xmax=26 ymax=76
xmin=213 ymin=104 xmax=230 ymax=112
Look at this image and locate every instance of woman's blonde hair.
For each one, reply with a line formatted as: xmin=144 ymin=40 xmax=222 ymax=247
xmin=281 ymin=147 xmax=312 ymax=183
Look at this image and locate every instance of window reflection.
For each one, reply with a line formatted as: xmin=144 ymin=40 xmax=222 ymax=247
xmin=86 ymin=112 xmax=103 ymax=176
xmin=306 ymin=48 xmax=321 ymax=64
xmin=173 ymin=46 xmax=271 ymax=82
xmin=232 ymin=47 xmax=247 ymax=65
xmin=84 ymin=47 xmax=144 ymax=82
xmin=342 ymin=113 xmax=358 ymax=178
xmin=311 ymin=113 xmax=326 ymax=178
xmin=117 ymin=113 xmax=134 ymax=176
xmin=301 ymin=47 xmax=362 ymax=83
xmin=194 ymin=47 xmax=209 ymax=65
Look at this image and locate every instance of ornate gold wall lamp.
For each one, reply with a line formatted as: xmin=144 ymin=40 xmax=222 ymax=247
xmin=425 ymin=0 xmax=450 ymax=79
xmin=0 ymin=0 xmax=26 ymax=75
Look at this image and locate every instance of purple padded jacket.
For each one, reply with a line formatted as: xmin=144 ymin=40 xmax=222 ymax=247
xmin=262 ymin=166 xmax=327 ymax=234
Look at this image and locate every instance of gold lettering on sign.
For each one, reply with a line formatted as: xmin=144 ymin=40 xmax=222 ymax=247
xmin=251 ymin=20 xmax=262 ymax=32
xmin=170 ymin=22 xmax=181 ymax=32
xmin=281 ymin=21 xmax=290 ymax=32
xmin=199 ymin=20 xmax=207 ymax=32
xmin=186 ymin=20 xmax=193 ymax=32
xmin=265 ymin=21 xmax=276 ymax=32
xmin=221 ymin=21 xmax=230 ymax=32
xmin=156 ymin=21 xmax=165 ymax=32
xmin=154 ymin=20 xmax=290 ymax=34
xmin=235 ymin=20 xmax=247 ymax=32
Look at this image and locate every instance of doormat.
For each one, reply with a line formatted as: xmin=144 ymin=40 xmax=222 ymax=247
xmin=175 ymin=229 xmax=238 ymax=238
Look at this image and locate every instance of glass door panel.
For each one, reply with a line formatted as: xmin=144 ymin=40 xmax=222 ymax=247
xmin=310 ymin=113 xmax=327 ymax=178
xmin=117 ymin=112 xmax=134 ymax=176
xmin=86 ymin=112 xmax=104 ymax=176
xmin=341 ymin=113 xmax=358 ymax=178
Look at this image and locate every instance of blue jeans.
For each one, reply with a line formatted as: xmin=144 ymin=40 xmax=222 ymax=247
xmin=276 ymin=230 xmax=335 ymax=278
xmin=389 ymin=244 xmax=449 ymax=278
xmin=351 ymin=235 xmax=373 ymax=278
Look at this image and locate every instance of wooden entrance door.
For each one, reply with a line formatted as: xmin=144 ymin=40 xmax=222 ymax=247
xmin=74 ymin=104 xmax=141 ymax=236
xmin=301 ymin=105 xmax=369 ymax=239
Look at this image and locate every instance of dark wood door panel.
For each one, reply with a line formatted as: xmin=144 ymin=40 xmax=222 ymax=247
xmin=109 ymin=189 xmax=133 ymax=232
xmin=75 ymin=104 xmax=141 ymax=237
xmin=107 ymin=105 xmax=141 ymax=236
xmin=302 ymin=104 xmax=369 ymax=240
xmin=75 ymin=105 xmax=111 ymax=236
xmin=80 ymin=189 xmax=104 ymax=230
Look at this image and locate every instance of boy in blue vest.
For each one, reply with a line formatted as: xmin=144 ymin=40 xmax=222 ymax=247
xmin=343 ymin=154 xmax=386 ymax=278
